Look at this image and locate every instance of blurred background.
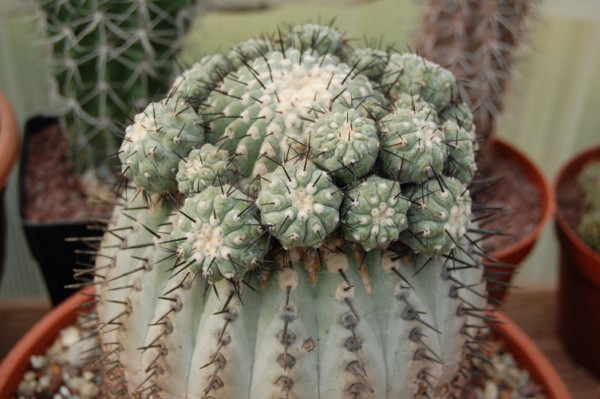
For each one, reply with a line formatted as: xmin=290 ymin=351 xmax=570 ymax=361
xmin=1 ymin=0 xmax=599 ymax=299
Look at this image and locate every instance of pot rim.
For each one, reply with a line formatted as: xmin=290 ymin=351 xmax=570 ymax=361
xmin=0 ymin=91 xmax=20 ymax=189
xmin=0 ymin=289 xmax=572 ymax=398
xmin=488 ymin=138 xmax=555 ymax=260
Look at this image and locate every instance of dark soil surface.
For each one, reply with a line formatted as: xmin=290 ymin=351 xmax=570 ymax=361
xmin=474 ymin=146 xmax=542 ymax=255
xmin=23 ymin=122 xmax=111 ymax=223
xmin=556 ymin=175 xmax=586 ymax=232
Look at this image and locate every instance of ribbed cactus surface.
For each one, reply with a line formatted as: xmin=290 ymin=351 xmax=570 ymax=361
xmin=414 ymin=0 xmax=534 ymax=139
xmin=38 ymin=0 xmax=197 ymax=172
xmin=92 ymin=24 xmax=488 ymax=398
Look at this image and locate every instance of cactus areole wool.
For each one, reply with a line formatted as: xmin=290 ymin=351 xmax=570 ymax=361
xmin=95 ymin=24 xmax=488 ymax=398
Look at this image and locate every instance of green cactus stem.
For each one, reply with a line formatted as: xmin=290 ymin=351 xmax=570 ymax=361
xmin=89 ymin=24 xmax=490 ymax=398
xmin=37 ymin=0 xmax=198 ymax=173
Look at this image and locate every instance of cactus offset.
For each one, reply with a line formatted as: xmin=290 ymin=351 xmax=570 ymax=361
xmin=37 ymin=0 xmax=198 ymax=173
xmin=91 ymin=24 xmax=490 ymax=398
xmin=577 ymin=161 xmax=600 ymax=252
xmin=414 ymin=0 xmax=535 ymax=140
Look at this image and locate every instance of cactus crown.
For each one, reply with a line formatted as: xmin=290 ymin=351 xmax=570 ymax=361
xmin=37 ymin=0 xmax=198 ymax=173
xmin=93 ymin=24 xmax=489 ymax=399
xmin=118 ymin=23 xmax=479 ymax=279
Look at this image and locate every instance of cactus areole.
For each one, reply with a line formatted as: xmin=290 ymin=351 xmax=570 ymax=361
xmin=96 ymin=24 xmax=487 ymax=398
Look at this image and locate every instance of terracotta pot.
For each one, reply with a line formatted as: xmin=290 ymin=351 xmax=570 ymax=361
xmin=0 ymin=287 xmax=93 ymax=397
xmin=0 ymin=91 xmax=21 ymax=283
xmin=485 ymin=139 xmax=555 ymax=303
xmin=0 ymin=92 xmax=19 ymax=190
xmin=554 ymin=145 xmax=600 ymax=380
xmin=490 ymin=310 xmax=572 ymax=399
xmin=0 ymin=289 xmax=572 ymax=398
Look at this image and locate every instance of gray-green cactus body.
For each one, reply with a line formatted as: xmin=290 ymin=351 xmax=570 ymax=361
xmin=94 ymin=24 xmax=487 ymax=399
xmin=97 ymin=208 xmax=485 ymax=398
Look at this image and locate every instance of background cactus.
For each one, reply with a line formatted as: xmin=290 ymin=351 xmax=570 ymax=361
xmin=36 ymin=0 xmax=199 ymax=175
xmin=413 ymin=0 xmax=535 ymax=141
xmin=86 ymin=24 xmax=492 ymax=398
xmin=577 ymin=161 xmax=600 ymax=252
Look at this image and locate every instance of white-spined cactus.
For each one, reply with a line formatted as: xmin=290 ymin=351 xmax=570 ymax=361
xmin=91 ymin=24 xmax=488 ymax=398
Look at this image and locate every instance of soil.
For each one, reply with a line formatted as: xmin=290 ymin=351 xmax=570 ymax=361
xmin=556 ymin=175 xmax=586 ymax=233
xmin=23 ymin=122 xmax=111 ymax=223
xmin=474 ymin=145 xmax=542 ymax=255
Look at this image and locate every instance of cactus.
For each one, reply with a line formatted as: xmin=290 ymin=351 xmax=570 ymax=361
xmin=36 ymin=0 xmax=199 ymax=174
xmin=577 ymin=161 xmax=600 ymax=252
xmin=89 ymin=24 xmax=490 ymax=398
xmin=414 ymin=0 xmax=535 ymax=140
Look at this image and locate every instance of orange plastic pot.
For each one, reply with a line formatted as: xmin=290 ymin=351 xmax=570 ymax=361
xmin=0 ymin=91 xmax=20 ymax=283
xmin=490 ymin=310 xmax=572 ymax=399
xmin=0 ymin=289 xmax=571 ymax=398
xmin=555 ymin=145 xmax=600 ymax=380
xmin=0 ymin=91 xmax=19 ymax=190
xmin=0 ymin=288 xmax=92 ymax=397
xmin=485 ymin=139 xmax=555 ymax=302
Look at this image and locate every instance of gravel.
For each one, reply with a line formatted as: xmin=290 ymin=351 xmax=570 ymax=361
xmin=14 ymin=325 xmax=100 ymax=399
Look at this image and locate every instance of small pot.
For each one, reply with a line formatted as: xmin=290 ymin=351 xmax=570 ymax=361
xmin=18 ymin=116 xmax=105 ymax=306
xmin=0 ymin=289 xmax=572 ymax=398
xmin=490 ymin=310 xmax=572 ymax=399
xmin=0 ymin=91 xmax=21 ymax=284
xmin=485 ymin=139 xmax=555 ymax=302
xmin=554 ymin=145 xmax=600 ymax=380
